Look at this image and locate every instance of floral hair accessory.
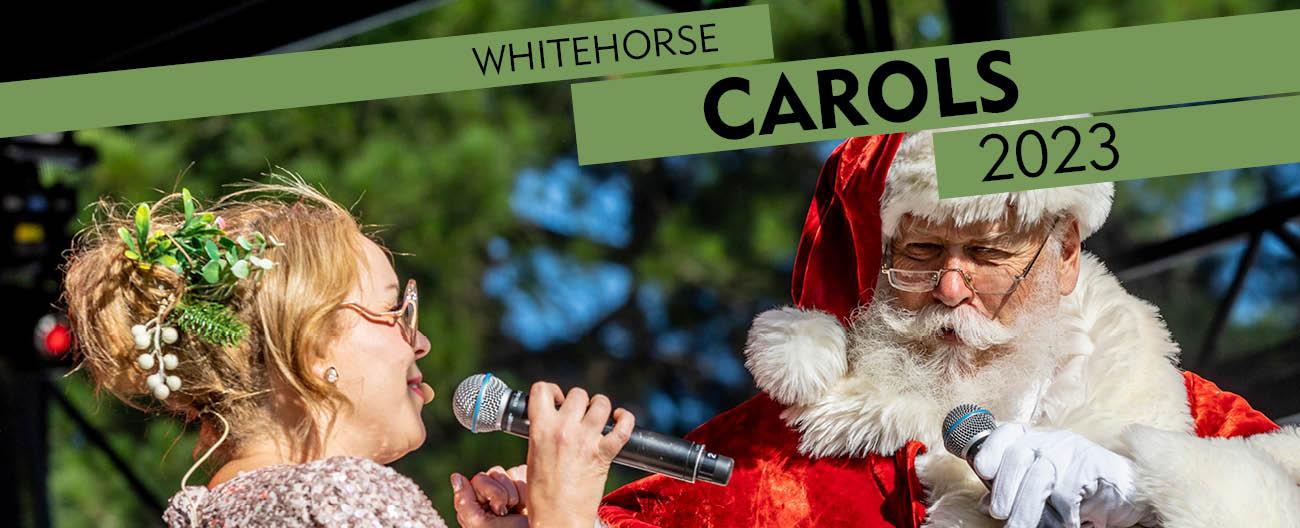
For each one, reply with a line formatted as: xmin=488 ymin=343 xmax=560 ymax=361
xmin=120 ymin=189 xmax=282 ymax=400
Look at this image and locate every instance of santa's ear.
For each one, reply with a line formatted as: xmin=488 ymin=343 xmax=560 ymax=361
xmin=744 ymin=307 xmax=847 ymax=406
xmin=1057 ymin=217 xmax=1082 ymax=296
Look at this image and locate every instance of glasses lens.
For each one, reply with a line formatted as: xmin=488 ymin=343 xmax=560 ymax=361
xmin=402 ymin=279 xmax=419 ymax=345
xmin=969 ymin=268 xmax=1016 ymax=295
xmin=888 ymin=269 xmax=939 ymax=293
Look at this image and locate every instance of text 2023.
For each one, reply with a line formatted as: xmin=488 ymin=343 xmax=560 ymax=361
xmin=980 ymin=123 xmax=1118 ymax=182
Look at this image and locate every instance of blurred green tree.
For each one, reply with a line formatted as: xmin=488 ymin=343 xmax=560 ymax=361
xmin=40 ymin=1 xmax=1300 ymax=527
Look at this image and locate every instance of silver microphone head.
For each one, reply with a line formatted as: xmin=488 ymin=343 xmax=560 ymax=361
xmin=942 ymin=403 xmax=997 ymax=459
xmin=452 ymin=373 xmax=512 ymax=433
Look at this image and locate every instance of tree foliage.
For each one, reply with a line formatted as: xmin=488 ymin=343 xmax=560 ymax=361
xmin=43 ymin=1 xmax=1300 ymax=526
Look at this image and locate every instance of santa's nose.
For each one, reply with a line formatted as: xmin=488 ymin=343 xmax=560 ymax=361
xmin=932 ymin=267 xmax=974 ymax=308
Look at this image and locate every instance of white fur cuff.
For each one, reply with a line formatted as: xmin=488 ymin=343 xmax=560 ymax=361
xmin=744 ymin=307 xmax=847 ymax=406
xmin=1121 ymin=425 xmax=1300 ymax=527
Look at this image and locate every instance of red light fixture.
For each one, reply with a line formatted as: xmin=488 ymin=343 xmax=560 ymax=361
xmin=35 ymin=313 xmax=73 ymax=358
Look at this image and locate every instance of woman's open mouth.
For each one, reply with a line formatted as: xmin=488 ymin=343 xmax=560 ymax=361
xmin=408 ymin=374 xmax=434 ymax=404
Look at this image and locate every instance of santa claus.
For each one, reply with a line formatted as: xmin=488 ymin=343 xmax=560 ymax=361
xmin=598 ymin=132 xmax=1300 ymax=527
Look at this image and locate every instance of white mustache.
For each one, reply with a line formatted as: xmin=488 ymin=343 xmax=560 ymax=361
xmin=879 ymin=303 xmax=1014 ymax=351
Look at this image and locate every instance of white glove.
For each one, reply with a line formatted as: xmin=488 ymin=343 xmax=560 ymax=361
xmin=972 ymin=424 xmax=1154 ymax=528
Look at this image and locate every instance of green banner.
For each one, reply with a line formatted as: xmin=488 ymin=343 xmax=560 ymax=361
xmin=572 ymin=9 xmax=1300 ymax=165
xmin=932 ymin=96 xmax=1300 ymax=198
xmin=0 ymin=5 xmax=773 ymax=138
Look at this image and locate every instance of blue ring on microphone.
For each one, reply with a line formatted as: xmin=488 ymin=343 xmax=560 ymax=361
xmin=471 ymin=372 xmax=493 ymax=433
xmin=944 ymin=409 xmax=990 ymax=437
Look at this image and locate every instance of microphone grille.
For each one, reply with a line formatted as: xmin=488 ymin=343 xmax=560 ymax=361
xmin=942 ymin=403 xmax=996 ymax=457
xmin=452 ymin=373 xmax=511 ymax=433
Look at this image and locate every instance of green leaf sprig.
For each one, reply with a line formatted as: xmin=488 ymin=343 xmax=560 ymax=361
xmin=119 ymin=189 xmax=283 ymax=347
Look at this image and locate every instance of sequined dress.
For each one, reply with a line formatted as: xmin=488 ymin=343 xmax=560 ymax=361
xmin=163 ymin=456 xmax=448 ymax=527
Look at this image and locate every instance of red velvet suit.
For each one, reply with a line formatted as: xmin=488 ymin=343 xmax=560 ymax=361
xmin=599 ymin=373 xmax=1279 ymax=528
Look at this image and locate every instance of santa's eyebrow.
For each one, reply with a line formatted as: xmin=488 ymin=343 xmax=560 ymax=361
xmin=967 ymin=234 xmax=1018 ymax=246
xmin=897 ymin=224 xmax=1031 ymax=246
xmin=905 ymin=231 xmax=1013 ymax=245
xmin=966 ymin=226 xmax=1041 ymax=245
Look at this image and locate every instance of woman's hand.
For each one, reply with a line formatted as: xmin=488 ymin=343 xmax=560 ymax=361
xmin=525 ymin=382 xmax=635 ymax=528
xmin=451 ymin=465 xmax=528 ymax=528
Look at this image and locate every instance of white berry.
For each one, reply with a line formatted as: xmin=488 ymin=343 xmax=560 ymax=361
xmin=131 ymin=324 xmax=148 ymax=337
xmin=133 ymin=333 xmax=151 ymax=350
xmin=152 ymin=384 xmax=171 ymax=400
xmin=162 ymin=354 xmax=178 ymax=370
xmin=166 ymin=375 xmax=182 ymax=391
xmin=161 ymin=327 xmax=179 ymax=344
xmin=136 ymin=354 xmax=155 ymax=370
xmin=147 ymin=373 xmax=164 ymax=389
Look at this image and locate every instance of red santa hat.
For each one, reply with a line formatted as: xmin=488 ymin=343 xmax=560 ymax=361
xmin=746 ymin=130 xmax=1113 ymax=406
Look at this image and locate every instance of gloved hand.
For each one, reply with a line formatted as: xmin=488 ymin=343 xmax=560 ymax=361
xmin=972 ymin=424 xmax=1154 ymax=527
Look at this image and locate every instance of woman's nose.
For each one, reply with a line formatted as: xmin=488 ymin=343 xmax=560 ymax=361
xmin=413 ymin=331 xmax=431 ymax=360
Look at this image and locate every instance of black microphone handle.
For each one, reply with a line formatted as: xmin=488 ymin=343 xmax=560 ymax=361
xmin=965 ymin=436 xmax=1067 ymax=528
xmin=498 ymin=390 xmax=732 ymax=486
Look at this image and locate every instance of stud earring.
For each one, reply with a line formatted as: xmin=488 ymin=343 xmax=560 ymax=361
xmin=325 ymin=367 xmax=339 ymax=384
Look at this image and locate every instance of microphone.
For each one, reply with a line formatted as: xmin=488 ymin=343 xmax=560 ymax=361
xmin=941 ymin=403 xmax=998 ymax=464
xmin=942 ymin=404 xmax=1064 ymax=528
xmin=452 ymin=373 xmax=734 ymax=486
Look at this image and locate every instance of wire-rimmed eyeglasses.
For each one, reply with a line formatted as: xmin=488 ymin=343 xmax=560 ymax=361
xmin=880 ymin=217 xmax=1060 ymax=297
xmin=339 ymin=278 xmax=419 ymax=347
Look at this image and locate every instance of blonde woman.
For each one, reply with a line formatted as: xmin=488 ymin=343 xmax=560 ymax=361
xmin=63 ymin=178 xmax=633 ymax=527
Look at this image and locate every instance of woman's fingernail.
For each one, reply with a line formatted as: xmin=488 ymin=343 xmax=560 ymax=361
xmin=450 ymin=474 xmax=463 ymax=492
xmin=497 ymin=506 xmax=506 ymax=516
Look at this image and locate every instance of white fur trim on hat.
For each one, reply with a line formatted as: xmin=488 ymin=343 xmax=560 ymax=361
xmin=880 ymin=130 xmax=1114 ymax=240
xmin=744 ymin=307 xmax=847 ymax=406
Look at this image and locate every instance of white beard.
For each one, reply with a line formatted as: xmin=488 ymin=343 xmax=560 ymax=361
xmin=845 ymin=262 xmax=1067 ymax=423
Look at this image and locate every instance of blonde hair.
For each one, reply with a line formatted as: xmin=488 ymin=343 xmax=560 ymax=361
xmin=63 ymin=175 xmax=374 ymax=461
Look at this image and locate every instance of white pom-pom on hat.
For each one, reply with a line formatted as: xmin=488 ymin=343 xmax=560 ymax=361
xmin=744 ymin=307 xmax=848 ymax=406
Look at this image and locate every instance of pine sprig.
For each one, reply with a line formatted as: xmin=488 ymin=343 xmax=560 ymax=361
xmin=169 ymin=301 xmax=248 ymax=347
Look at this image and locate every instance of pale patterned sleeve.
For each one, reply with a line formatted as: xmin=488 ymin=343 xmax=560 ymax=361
xmin=162 ymin=456 xmax=448 ymax=528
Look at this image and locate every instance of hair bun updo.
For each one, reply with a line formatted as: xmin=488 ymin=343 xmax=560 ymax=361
xmin=62 ymin=175 xmax=374 ymax=458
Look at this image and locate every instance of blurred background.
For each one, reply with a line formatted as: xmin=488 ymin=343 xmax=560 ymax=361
xmin=2 ymin=1 xmax=1298 ymax=526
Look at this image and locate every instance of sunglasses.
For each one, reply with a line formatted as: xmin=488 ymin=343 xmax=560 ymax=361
xmin=339 ymin=278 xmax=419 ymax=347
